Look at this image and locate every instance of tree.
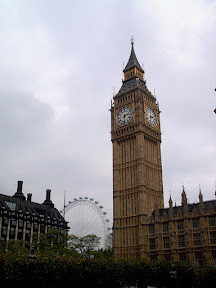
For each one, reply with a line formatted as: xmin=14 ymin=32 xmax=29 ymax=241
xmin=68 ymin=234 xmax=101 ymax=257
xmin=32 ymin=228 xmax=68 ymax=254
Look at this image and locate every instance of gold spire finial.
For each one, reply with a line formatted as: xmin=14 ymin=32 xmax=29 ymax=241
xmin=130 ymin=35 xmax=134 ymax=45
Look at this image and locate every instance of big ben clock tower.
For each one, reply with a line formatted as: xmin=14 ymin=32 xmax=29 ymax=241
xmin=111 ymin=40 xmax=164 ymax=258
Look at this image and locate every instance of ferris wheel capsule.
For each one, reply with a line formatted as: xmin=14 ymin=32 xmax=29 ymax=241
xmin=61 ymin=197 xmax=112 ymax=250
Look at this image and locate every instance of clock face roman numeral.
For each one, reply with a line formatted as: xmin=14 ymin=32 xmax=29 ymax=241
xmin=146 ymin=107 xmax=157 ymax=127
xmin=117 ymin=107 xmax=133 ymax=126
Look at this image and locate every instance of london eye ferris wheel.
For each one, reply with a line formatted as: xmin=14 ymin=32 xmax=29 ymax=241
xmin=60 ymin=197 xmax=112 ymax=250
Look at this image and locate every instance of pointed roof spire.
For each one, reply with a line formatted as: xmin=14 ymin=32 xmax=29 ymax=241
xmin=123 ymin=37 xmax=144 ymax=73
xmin=199 ymin=185 xmax=203 ymax=203
xmin=169 ymin=194 xmax=173 ymax=208
xmin=181 ymin=185 xmax=187 ymax=206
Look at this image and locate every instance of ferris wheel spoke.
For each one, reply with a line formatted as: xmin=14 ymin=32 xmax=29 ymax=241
xmin=85 ymin=217 xmax=103 ymax=235
xmin=63 ymin=198 xmax=111 ymax=249
xmin=84 ymin=210 xmax=101 ymax=232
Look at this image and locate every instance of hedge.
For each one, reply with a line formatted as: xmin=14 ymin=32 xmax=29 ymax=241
xmin=1 ymin=252 xmax=216 ymax=288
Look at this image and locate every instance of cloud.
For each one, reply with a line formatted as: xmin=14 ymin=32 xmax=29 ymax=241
xmin=0 ymin=0 xmax=215 ymax=226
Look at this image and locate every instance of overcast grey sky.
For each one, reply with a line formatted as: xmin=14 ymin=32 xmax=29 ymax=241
xmin=0 ymin=0 xmax=216 ymax=222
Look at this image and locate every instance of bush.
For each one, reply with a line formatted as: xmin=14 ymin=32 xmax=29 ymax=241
xmin=1 ymin=240 xmax=216 ymax=288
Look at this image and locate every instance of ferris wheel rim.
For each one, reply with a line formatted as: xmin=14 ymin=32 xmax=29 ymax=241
xmin=60 ymin=197 xmax=111 ymax=249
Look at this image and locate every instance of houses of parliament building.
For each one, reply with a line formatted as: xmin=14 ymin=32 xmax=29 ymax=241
xmin=111 ymin=40 xmax=216 ymax=266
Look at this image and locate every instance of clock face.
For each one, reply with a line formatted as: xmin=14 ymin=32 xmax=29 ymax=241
xmin=117 ymin=107 xmax=133 ymax=126
xmin=146 ymin=107 xmax=157 ymax=127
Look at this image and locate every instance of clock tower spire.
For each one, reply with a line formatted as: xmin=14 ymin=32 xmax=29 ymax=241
xmin=111 ymin=41 xmax=164 ymax=259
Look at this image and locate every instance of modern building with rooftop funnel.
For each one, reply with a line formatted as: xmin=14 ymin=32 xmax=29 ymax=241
xmin=0 ymin=180 xmax=69 ymax=248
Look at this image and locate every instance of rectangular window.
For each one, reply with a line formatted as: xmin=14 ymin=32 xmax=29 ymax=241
xmin=40 ymin=224 xmax=45 ymax=234
xmin=26 ymin=221 xmax=31 ymax=229
xmin=25 ymin=221 xmax=32 ymax=245
xmin=193 ymin=219 xmax=200 ymax=229
xmin=17 ymin=220 xmax=24 ymax=240
xmin=9 ymin=218 xmax=16 ymax=240
xmin=17 ymin=228 xmax=23 ymax=240
xmin=10 ymin=227 xmax=16 ymax=240
xmin=1 ymin=226 xmax=7 ymax=240
xmin=25 ymin=230 xmax=31 ymax=244
xmin=209 ymin=217 xmax=216 ymax=227
xmin=18 ymin=219 xmax=24 ymax=228
xmin=195 ymin=251 xmax=203 ymax=266
xmin=149 ymin=224 xmax=155 ymax=234
xmin=149 ymin=238 xmax=155 ymax=250
xmin=177 ymin=221 xmax=184 ymax=231
xmin=178 ymin=235 xmax=185 ymax=248
xmin=210 ymin=231 xmax=216 ymax=245
xmin=194 ymin=233 xmax=201 ymax=246
xmin=33 ymin=222 xmax=38 ymax=230
xmin=2 ymin=217 xmax=8 ymax=225
xmin=1 ymin=217 xmax=8 ymax=240
xmin=163 ymin=223 xmax=169 ymax=233
xmin=10 ymin=218 xmax=16 ymax=227
xmin=163 ymin=236 xmax=170 ymax=249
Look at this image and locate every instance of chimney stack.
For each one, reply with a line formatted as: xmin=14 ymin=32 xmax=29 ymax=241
xmin=17 ymin=180 xmax=23 ymax=193
xmin=13 ymin=180 xmax=26 ymax=200
xmin=27 ymin=193 xmax=32 ymax=202
xmin=43 ymin=189 xmax=54 ymax=208
xmin=46 ymin=189 xmax=51 ymax=201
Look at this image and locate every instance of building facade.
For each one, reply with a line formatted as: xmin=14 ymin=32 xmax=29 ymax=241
xmin=141 ymin=188 xmax=216 ymax=266
xmin=0 ymin=181 xmax=69 ymax=248
xmin=111 ymin=41 xmax=216 ymax=265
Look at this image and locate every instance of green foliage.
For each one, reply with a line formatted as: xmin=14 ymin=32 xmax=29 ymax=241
xmin=33 ymin=229 xmax=66 ymax=252
xmin=68 ymin=234 xmax=101 ymax=257
xmin=194 ymin=266 xmax=216 ymax=288
xmin=1 ymin=234 xmax=216 ymax=288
